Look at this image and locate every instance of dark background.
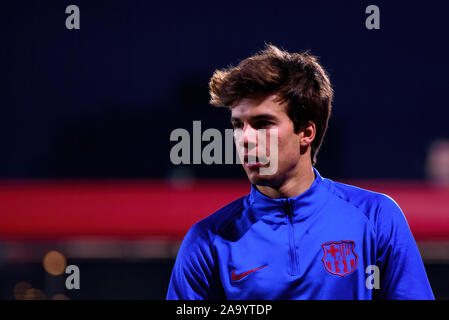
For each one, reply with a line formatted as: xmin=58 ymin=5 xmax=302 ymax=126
xmin=1 ymin=0 xmax=448 ymax=180
xmin=1 ymin=0 xmax=448 ymax=300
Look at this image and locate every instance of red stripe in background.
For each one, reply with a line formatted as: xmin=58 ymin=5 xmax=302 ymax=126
xmin=0 ymin=179 xmax=448 ymax=241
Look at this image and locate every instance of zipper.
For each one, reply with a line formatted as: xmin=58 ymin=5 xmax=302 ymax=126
xmin=282 ymin=199 xmax=299 ymax=276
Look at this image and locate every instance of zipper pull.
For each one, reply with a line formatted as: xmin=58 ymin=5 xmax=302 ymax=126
xmin=287 ymin=199 xmax=293 ymax=215
xmin=281 ymin=199 xmax=292 ymax=216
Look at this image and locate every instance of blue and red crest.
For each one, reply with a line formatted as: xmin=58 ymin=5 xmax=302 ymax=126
xmin=321 ymin=240 xmax=358 ymax=277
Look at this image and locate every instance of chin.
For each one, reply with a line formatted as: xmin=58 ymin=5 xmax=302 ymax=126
xmin=246 ymin=171 xmax=278 ymax=187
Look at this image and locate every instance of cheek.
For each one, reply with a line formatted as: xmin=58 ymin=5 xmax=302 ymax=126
xmin=278 ymin=132 xmax=301 ymax=159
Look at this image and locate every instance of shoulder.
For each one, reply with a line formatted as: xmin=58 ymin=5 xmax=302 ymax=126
xmin=182 ymin=195 xmax=247 ymax=245
xmin=174 ymin=196 xmax=247 ymax=272
xmin=325 ymin=179 xmax=406 ymax=231
xmin=327 ymin=179 xmax=393 ymax=210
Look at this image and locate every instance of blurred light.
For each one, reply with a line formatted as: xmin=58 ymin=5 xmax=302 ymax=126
xmin=426 ymin=139 xmax=449 ymax=186
xmin=43 ymin=250 xmax=67 ymax=276
xmin=51 ymin=294 xmax=70 ymax=300
xmin=23 ymin=288 xmax=47 ymax=300
xmin=168 ymin=167 xmax=196 ymax=189
xmin=13 ymin=281 xmax=32 ymax=300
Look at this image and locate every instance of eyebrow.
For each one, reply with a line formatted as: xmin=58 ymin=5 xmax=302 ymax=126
xmin=231 ymin=114 xmax=277 ymax=123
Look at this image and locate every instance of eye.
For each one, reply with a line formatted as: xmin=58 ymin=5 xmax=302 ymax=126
xmin=232 ymin=120 xmax=243 ymax=129
xmin=254 ymin=120 xmax=273 ymax=129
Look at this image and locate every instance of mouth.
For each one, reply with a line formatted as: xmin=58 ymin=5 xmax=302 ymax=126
xmin=244 ymin=155 xmax=268 ymax=169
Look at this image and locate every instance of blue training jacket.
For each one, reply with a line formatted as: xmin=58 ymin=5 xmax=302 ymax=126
xmin=166 ymin=168 xmax=434 ymax=300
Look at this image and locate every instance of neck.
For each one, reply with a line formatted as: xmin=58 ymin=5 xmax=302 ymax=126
xmin=256 ymin=161 xmax=316 ymax=199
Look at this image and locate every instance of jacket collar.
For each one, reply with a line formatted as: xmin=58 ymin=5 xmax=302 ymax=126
xmin=246 ymin=167 xmax=328 ymax=221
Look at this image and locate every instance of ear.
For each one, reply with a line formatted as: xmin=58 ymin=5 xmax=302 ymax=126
xmin=300 ymin=121 xmax=316 ymax=147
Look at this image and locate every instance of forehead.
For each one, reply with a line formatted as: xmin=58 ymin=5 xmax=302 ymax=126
xmin=230 ymin=94 xmax=288 ymax=119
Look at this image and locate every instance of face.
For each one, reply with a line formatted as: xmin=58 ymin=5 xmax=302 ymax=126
xmin=231 ymin=94 xmax=306 ymax=187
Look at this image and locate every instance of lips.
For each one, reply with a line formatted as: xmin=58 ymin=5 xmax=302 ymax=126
xmin=245 ymin=162 xmax=262 ymax=169
xmin=244 ymin=155 xmax=267 ymax=169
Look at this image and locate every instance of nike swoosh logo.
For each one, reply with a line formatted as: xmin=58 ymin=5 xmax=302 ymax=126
xmin=231 ymin=265 xmax=267 ymax=281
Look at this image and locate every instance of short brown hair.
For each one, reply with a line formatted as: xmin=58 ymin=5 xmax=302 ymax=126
xmin=209 ymin=44 xmax=333 ymax=165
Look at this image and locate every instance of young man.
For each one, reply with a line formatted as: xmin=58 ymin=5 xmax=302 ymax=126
xmin=166 ymin=45 xmax=434 ymax=299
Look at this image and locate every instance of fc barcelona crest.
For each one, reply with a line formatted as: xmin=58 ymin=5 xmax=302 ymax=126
xmin=321 ymin=240 xmax=358 ymax=277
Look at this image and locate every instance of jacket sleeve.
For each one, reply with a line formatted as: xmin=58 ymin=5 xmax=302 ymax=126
xmin=166 ymin=222 xmax=222 ymax=300
xmin=375 ymin=195 xmax=434 ymax=300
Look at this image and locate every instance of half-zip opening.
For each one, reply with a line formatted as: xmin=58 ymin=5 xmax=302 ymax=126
xmin=282 ymin=199 xmax=299 ymax=276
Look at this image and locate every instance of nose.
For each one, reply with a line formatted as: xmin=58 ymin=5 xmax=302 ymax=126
xmin=240 ymin=123 xmax=257 ymax=151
